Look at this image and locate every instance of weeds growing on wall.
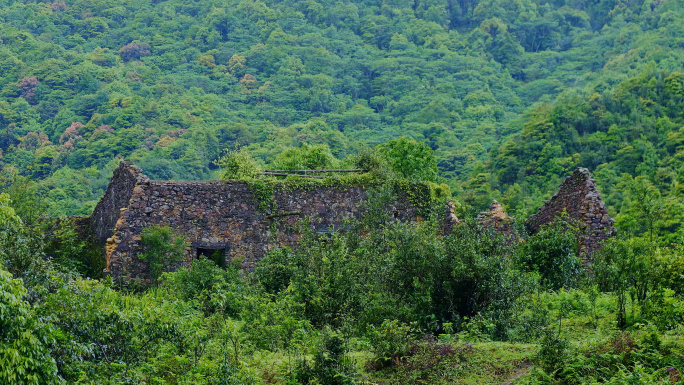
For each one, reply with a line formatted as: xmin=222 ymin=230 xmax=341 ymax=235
xmin=242 ymin=173 xmax=448 ymax=217
xmin=139 ymin=225 xmax=187 ymax=283
xmin=218 ymin=144 xmax=451 ymax=217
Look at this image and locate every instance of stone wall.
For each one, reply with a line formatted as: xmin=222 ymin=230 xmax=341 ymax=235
xmin=90 ymin=161 xmax=149 ymax=245
xmin=98 ymin=163 xmax=616 ymax=282
xmin=526 ymin=168 xmax=616 ymax=261
xmin=477 ymin=200 xmax=517 ymax=243
xmin=104 ymin=167 xmax=420 ymax=284
xmin=441 ymin=200 xmax=460 ymax=235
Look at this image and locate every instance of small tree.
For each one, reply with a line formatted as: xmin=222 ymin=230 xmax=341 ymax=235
xmin=139 ymin=226 xmax=187 ymax=283
xmin=215 ymin=147 xmax=262 ymax=180
xmin=18 ymin=76 xmax=39 ymax=103
xmin=6 ymin=175 xmax=46 ymax=226
xmin=620 ymin=175 xmax=665 ymax=242
xmin=295 ymin=330 xmax=356 ymax=385
xmin=348 ymin=146 xmax=391 ymax=176
xmin=518 ymin=220 xmax=582 ymax=290
xmin=377 ymin=137 xmax=437 ymax=182
xmin=593 ymin=238 xmax=658 ymax=329
xmin=271 ymin=144 xmax=338 ymax=170
xmin=119 ymin=41 xmax=152 ymax=62
xmin=0 ymin=269 xmax=58 ymax=385
xmin=45 ymin=218 xmax=105 ymax=279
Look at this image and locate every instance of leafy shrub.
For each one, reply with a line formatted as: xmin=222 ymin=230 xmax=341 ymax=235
xmin=644 ymin=288 xmax=684 ymax=330
xmin=347 ymin=146 xmax=393 ymax=178
xmin=139 ymin=225 xmax=187 ymax=282
xmin=518 ymin=220 xmax=582 ymax=290
xmin=0 ymin=193 xmax=74 ymax=303
xmin=240 ymin=292 xmax=311 ymax=351
xmin=285 ymin=231 xmax=363 ymax=328
xmin=536 ymin=328 xmax=569 ymax=377
xmin=377 ymin=137 xmax=438 ymax=182
xmin=36 ymin=279 xmax=207 ymax=383
xmin=272 ymin=144 xmax=339 ymax=170
xmin=546 ymin=331 xmax=680 ymax=385
xmin=163 ymin=257 xmax=244 ymax=316
xmin=216 ymin=147 xmax=262 ymax=180
xmin=437 ymin=221 xmax=537 ymax=339
xmin=295 ymin=331 xmax=356 ymax=385
xmin=253 ymin=247 xmax=296 ymax=295
xmin=44 ymin=218 xmax=105 ymax=278
xmin=0 ymin=269 xmax=58 ymax=385
xmin=593 ymin=238 xmax=658 ymax=329
xmin=391 ymin=337 xmax=473 ymax=384
xmin=368 ymin=319 xmax=414 ymax=367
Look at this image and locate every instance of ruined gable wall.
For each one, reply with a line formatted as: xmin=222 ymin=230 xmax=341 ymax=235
xmin=106 ymin=180 xmax=262 ymax=282
xmin=526 ymin=168 xmax=616 ymax=261
xmin=477 ymin=200 xmax=517 ymax=243
xmin=90 ymin=161 xmax=149 ymax=245
xmin=105 ymin=180 xmax=418 ymax=284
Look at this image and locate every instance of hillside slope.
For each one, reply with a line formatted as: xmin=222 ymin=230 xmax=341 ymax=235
xmin=0 ymin=0 xmax=682 ymax=218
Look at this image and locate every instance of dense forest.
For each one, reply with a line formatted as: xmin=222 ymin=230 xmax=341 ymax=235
xmin=2 ymin=0 xmax=684 ymax=383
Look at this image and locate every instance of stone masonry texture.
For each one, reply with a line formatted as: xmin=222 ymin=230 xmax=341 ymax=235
xmin=98 ymin=162 xmax=419 ymax=284
xmin=477 ymin=200 xmax=517 ymax=244
xmin=87 ymin=163 xmax=615 ymax=284
xmin=526 ymin=168 xmax=616 ymax=262
xmin=90 ymin=161 xmax=149 ymax=245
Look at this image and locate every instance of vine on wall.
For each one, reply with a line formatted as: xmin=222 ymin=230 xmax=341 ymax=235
xmin=242 ymin=173 xmax=450 ymax=217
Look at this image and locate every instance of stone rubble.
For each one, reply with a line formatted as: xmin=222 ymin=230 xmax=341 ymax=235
xmin=476 ymin=200 xmax=517 ymax=243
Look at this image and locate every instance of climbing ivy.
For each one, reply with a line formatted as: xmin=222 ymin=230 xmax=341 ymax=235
xmin=241 ymin=173 xmax=449 ymax=216
xmin=248 ymin=178 xmax=276 ymax=212
xmin=139 ymin=225 xmax=187 ymax=283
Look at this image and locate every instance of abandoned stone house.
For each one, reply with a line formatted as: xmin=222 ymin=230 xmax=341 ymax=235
xmin=85 ymin=162 xmax=615 ymax=284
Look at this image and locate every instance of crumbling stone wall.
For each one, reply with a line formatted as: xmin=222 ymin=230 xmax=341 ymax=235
xmin=97 ymin=163 xmax=615 ymax=283
xmin=526 ymin=168 xmax=616 ymax=261
xmin=441 ymin=201 xmax=460 ymax=235
xmin=477 ymin=200 xmax=517 ymax=243
xmin=104 ymin=164 xmax=420 ymax=284
xmin=90 ymin=161 xmax=149 ymax=245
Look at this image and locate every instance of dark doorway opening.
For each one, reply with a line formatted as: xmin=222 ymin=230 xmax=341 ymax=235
xmin=196 ymin=246 xmax=228 ymax=269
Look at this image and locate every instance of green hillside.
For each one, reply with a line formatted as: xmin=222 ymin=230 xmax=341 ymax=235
xmin=1 ymin=0 xmax=683 ymax=218
xmin=2 ymin=1 xmax=684 ymax=384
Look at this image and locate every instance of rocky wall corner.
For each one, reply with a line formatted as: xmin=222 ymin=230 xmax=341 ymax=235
xmin=526 ymin=168 xmax=616 ymax=262
xmin=91 ymin=161 xmax=149 ymax=246
xmin=477 ymin=200 xmax=518 ymax=243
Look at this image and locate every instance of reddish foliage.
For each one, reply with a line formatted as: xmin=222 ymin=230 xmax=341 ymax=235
xmin=51 ymin=1 xmax=67 ymax=11
xmin=667 ymin=367 xmax=682 ymax=383
xmin=609 ymin=332 xmax=637 ymax=355
xmin=95 ymin=125 xmax=115 ymax=134
xmin=18 ymin=77 xmax=39 ymax=102
xmin=19 ymin=132 xmax=51 ymax=150
xmin=119 ymin=42 xmax=152 ymax=62
xmin=59 ymin=122 xmax=84 ymax=149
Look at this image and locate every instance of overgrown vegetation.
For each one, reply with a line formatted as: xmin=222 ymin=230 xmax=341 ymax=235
xmin=216 ymin=139 xmax=449 ymax=216
xmin=1 ymin=0 xmax=683 ymax=229
xmin=3 ymin=178 xmax=684 ymax=383
xmin=2 ymin=0 xmax=684 ymax=383
xmin=139 ymin=225 xmax=188 ymax=282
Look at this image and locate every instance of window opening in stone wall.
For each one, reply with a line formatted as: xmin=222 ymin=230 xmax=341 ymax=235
xmin=196 ymin=247 xmax=227 ymax=269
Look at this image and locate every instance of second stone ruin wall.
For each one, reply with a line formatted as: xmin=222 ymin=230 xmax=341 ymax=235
xmin=526 ymin=168 xmax=616 ymax=261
